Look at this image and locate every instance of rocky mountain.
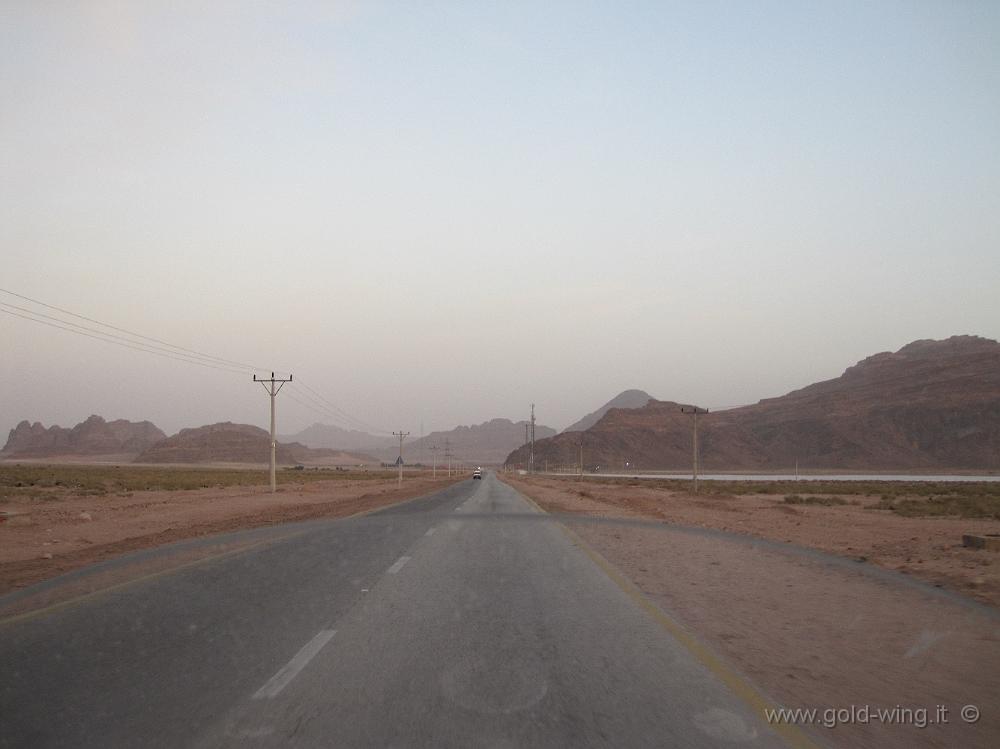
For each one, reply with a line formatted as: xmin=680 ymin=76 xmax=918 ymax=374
xmin=506 ymin=336 xmax=1000 ymax=471
xmin=278 ymin=422 xmax=395 ymax=452
xmin=376 ymin=418 xmax=558 ymax=466
xmin=134 ymin=422 xmax=371 ymax=465
xmin=562 ymin=389 xmax=654 ymax=433
xmin=2 ymin=415 xmax=166 ymax=458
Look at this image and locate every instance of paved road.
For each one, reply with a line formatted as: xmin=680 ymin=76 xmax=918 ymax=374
xmin=1 ymin=474 xmax=790 ymax=748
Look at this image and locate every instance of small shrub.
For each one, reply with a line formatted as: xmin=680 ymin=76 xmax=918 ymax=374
xmin=783 ymin=494 xmax=848 ymax=506
xmin=890 ymin=495 xmax=1000 ymax=520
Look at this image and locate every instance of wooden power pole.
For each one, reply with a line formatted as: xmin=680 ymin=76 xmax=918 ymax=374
xmin=680 ymin=405 xmax=708 ymax=492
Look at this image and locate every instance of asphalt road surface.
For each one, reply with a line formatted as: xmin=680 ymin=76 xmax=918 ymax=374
xmin=1 ymin=473 xmax=793 ymax=748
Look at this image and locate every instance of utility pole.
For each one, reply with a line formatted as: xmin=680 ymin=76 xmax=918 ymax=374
xmin=445 ymin=438 xmax=452 ymax=477
xmin=529 ymin=403 xmax=535 ymax=475
xmin=680 ymin=406 xmax=708 ymax=492
xmin=393 ymin=431 xmax=410 ymax=486
xmin=579 ymin=438 xmax=584 ymax=476
xmin=254 ymin=372 xmax=293 ymax=493
xmin=429 ymin=444 xmax=439 ymax=478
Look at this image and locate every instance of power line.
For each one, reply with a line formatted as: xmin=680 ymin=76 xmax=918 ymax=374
xmin=295 ymin=378 xmax=391 ymax=435
xmin=283 ymin=390 xmax=380 ymax=436
xmin=2 ymin=288 xmax=384 ymax=435
xmin=0 ymin=287 xmax=271 ymax=372
xmin=284 ymin=383 xmax=389 ymax=437
xmin=284 ymin=391 xmax=348 ymax=425
xmin=704 ymin=402 xmax=753 ymax=412
xmin=0 ymin=306 xmax=247 ymax=375
xmin=0 ymin=301 xmax=252 ymax=373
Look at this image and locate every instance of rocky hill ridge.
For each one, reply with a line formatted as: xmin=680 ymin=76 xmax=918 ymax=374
xmin=506 ymin=336 xmax=1000 ymax=471
xmin=2 ymin=415 xmax=166 ymax=457
xmin=134 ymin=422 xmax=369 ymax=465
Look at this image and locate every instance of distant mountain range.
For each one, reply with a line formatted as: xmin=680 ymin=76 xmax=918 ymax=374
xmin=506 ymin=336 xmax=1000 ymax=471
xmin=7 ymin=335 xmax=997 ymax=471
xmin=562 ymin=389 xmax=654 ymax=433
xmin=278 ymin=422 xmax=396 ymax=452
xmin=280 ymin=419 xmax=561 ymax=466
xmin=2 ymin=418 xmax=372 ymax=466
xmin=373 ymin=418 xmax=558 ymax=466
xmin=0 ymin=413 xmax=554 ymax=467
xmin=135 ymin=422 xmax=372 ymax=465
xmin=2 ymin=415 xmax=165 ymax=458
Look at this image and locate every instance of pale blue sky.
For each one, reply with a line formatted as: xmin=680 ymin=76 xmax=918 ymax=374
xmin=2 ymin=1 xmax=998 ymax=436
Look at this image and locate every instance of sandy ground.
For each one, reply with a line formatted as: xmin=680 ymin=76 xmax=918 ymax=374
xmin=503 ymin=474 xmax=1000 ymax=749
xmin=506 ymin=475 xmax=1000 ymax=606
xmin=0 ymin=474 xmax=459 ymax=599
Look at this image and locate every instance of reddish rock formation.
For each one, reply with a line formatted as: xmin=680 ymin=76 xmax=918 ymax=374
xmin=2 ymin=415 xmax=166 ymax=458
xmin=562 ymin=390 xmax=654 ymax=433
xmin=395 ymin=418 xmax=558 ymax=466
xmin=506 ymin=336 xmax=1000 ymax=471
xmin=133 ymin=422 xmax=369 ymax=465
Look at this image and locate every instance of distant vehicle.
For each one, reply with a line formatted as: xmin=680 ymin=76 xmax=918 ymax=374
xmin=473 ymin=468 xmax=482 ymax=480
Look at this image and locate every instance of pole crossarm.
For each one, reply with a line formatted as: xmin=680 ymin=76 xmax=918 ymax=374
xmin=253 ymin=372 xmax=293 ymax=384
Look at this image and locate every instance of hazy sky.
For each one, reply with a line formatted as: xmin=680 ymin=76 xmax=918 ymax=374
xmin=2 ymin=0 xmax=998 ymax=438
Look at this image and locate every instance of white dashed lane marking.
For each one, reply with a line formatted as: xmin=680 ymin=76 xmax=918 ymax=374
xmin=387 ymin=556 xmax=410 ymax=574
xmin=252 ymin=629 xmax=336 ymax=700
xmin=254 ymin=509 xmax=451 ymax=701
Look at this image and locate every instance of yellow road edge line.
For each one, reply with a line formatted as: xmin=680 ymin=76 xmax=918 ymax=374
xmin=0 ymin=477 xmax=462 ymax=627
xmin=503 ymin=475 xmax=821 ymax=749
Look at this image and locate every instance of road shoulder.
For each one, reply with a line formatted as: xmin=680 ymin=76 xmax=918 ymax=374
xmin=500 ymin=472 xmax=1000 ymax=749
xmin=0 ymin=475 xmax=462 ymax=619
